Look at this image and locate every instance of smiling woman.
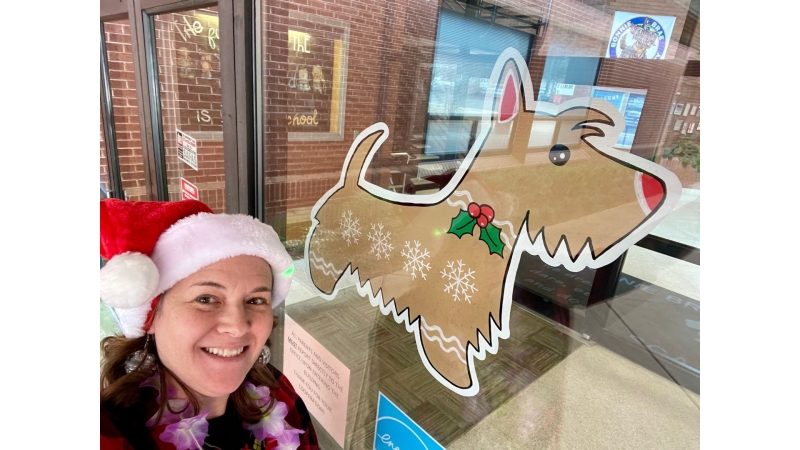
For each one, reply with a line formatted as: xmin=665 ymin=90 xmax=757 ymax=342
xmin=99 ymin=199 xmax=319 ymax=449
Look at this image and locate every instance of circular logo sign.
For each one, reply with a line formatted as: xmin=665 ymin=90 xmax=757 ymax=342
xmin=608 ymin=16 xmax=668 ymax=59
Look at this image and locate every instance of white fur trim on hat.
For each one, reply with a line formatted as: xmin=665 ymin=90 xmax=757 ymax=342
xmin=150 ymin=213 xmax=294 ymax=306
xmin=99 ymin=252 xmax=159 ymax=309
xmin=114 ymin=302 xmax=152 ymax=338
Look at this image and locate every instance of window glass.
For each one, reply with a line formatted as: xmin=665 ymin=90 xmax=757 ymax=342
xmin=154 ymin=7 xmax=226 ymax=212
xmin=260 ymin=1 xmax=700 ymax=448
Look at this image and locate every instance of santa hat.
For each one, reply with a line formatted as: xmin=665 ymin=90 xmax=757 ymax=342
xmin=100 ymin=198 xmax=294 ymax=338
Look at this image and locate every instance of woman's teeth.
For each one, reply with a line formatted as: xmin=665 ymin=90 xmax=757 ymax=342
xmin=203 ymin=347 xmax=245 ymax=357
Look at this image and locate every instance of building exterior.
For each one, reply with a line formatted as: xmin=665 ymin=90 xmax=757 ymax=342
xmin=101 ymin=0 xmax=700 ymax=447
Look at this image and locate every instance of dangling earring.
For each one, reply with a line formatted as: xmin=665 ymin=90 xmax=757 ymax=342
xmin=125 ymin=334 xmax=157 ymax=373
xmin=257 ymin=346 xmax=271 ymax=366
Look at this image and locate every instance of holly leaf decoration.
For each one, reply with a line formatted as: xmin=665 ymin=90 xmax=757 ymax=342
xmin=448 ymin=210 xmax=477 ymax=238
xmin=479 ymin=223 xmax=505 ymax=256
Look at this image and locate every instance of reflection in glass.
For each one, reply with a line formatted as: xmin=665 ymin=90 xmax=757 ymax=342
xmin=154 ymin=8 xmax=225 ymax=212
xmin=257 ymin=0 xmax=701 ymax=448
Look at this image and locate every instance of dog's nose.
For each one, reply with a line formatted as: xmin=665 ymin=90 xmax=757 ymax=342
xmin=636 ymin=172 xmax=665 ymax=214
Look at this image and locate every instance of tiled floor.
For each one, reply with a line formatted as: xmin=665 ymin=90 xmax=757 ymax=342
xmin=628 ymin=188 xmax=700 ymax=301
xmin=272 ymin=279 xmax=699 ymax=449
xmin=270 ymin=288 xmax=585 ymax=449
xmin=650 ymin=188 xmax=701 ymax=249
xmin=446 ymin=345 xmax=699 ymax=450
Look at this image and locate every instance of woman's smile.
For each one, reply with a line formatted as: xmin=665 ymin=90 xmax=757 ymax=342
xmin=202 ymin=346 xmax=248 ymax=358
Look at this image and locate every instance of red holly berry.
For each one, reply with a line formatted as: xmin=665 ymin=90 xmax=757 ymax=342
xmin=477 ymin=215 xmax=488 ymax=228
xmin=468 ymin=202 xmax=481 ymax=218
xmin=480 ymin=204 xmax=494 ymax=223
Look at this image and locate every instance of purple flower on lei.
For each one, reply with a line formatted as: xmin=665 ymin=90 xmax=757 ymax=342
xmin=140 ymin=379 xmax=303 ymax=449
xmin=243 ymin=397 xmax=290 ymax=440
xmin=242 ymin=381 xmax=304 ymax=447
xmin=244 ymin=381 xmax=273 ymax=408
xmin=146 ymin=398 xmax=194 ymax=427
xmin=141 ymin=374 xmax=190 ymax=427
xmin=275 ymin=425 xmax=305 ymax=450
xmin=159 ymin=409 xmax=210 ymax=450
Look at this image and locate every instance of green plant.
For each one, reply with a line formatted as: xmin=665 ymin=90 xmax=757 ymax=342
xmin=662 ymin=132 xmax=700 ymax=172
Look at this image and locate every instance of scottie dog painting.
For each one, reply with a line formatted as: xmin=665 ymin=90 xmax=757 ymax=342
xmin=304 ymin=48 xmax=680 ymax=396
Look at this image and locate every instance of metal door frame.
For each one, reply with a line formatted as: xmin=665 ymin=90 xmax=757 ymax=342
xmin=100 ymin=0 xmax=257 ymax=214
xmin=100 ymin=22 xmax=125 ymax=200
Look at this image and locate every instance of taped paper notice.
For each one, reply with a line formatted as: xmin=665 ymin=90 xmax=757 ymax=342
xmin=176 ymin=129 xmax=198 ymax=170
xmin=283 ymin=315 xmax=350 ymax=447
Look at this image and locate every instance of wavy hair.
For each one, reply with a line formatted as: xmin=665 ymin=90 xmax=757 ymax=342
xmin=100 ymin=317 xmax=279 ymax=425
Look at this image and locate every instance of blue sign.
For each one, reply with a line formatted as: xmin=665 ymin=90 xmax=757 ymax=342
xmin=592 ymin=90 xmax=625 ymax=110
xmin=608 ymin=16 xmax=669 ymax=59
xmin=374 ymin=392 xmax=445 ymax=450
xmin=620 ymin=93 xmax=646 ymax=146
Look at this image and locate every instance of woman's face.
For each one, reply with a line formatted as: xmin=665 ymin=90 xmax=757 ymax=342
xmin=149 ymin=255 xmax=274 ymax=400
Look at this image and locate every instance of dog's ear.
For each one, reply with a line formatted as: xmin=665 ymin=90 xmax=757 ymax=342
xmin=342 ymin=126 xmax=386 ymax=190
xmin=498 ymin=68 xmax=519 ymax=123
xmin=487 ymin=52 xmax=533 ymax=128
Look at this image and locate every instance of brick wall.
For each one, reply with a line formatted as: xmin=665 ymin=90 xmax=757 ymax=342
xmin=101 ymin=0 xmax=700 ymax=224
xmin=261 ymin=0 xmax=440 ymax=239
xmin=103 ymin=19 xmax=148 ymax=201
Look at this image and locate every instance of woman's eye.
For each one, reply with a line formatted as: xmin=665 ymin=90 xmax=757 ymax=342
xmin=195 ymin=295 xmax=217 ymax=304
xmin=248 ymin=297 xmax=270 ymax=306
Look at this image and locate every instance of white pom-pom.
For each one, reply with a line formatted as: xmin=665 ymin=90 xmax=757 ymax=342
xmin=100 ymin=252 xmax=160 ymax=309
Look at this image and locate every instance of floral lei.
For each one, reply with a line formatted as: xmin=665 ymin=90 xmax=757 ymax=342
xmin=141 ymin=374 xmax=304 ymax=450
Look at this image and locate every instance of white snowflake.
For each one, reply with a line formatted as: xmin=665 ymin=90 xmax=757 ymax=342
xmin=401 ymin=240 xmax=431 ymax=280
xmin=441 ymin=259 xmax=478 ymax=303
xmin=367 ymin=223 xmax=394 ymax=260
xmin=339 ymin=210 xmax=361 ymax=246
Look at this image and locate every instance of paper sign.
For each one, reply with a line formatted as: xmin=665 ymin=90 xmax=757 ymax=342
xmin=181 ymin=178 xmax=199 ymax=201
xmin=176 ymin=129 xmax=198 ymax=170
xmin=606 ymin=11 xmax=676 ymax=60
xmin=373 ymin=392 xmax=444 ymax=450
xmin=283 ymin=315 xmax=350 ymax=447
xmin=555 ymin=83 xmax=575 ymax=96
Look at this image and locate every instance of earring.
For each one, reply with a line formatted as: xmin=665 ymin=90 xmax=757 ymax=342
xmin=125 ymin=334 xmax=157 ymax=374
xmin=257 ymin=346 xmax=271 ymax=366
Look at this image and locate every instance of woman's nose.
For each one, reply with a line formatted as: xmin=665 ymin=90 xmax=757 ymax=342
xmin=217 ymin=303 xmax=250 ymax=336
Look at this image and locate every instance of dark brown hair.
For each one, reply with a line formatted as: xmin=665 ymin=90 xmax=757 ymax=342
xmin=100 ymin=325 xmax=279 ymax=425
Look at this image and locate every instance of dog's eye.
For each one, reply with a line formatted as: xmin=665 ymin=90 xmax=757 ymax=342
xmin=549 ymin=144 xmax=571 ymax=166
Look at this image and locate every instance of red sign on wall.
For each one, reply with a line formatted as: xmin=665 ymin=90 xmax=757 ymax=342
xmin=181 ymin=178 xmax=199 ymax=201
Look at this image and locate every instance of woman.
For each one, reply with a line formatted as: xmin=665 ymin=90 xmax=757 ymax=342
xmin=100 ymin=198 xmax=318 ymax=449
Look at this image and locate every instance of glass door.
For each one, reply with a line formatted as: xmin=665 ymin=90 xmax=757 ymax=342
xmin=147 ymin=4 xmax=227 ymax=212
xmin=101 ymin=0 xmax=252 ymax=212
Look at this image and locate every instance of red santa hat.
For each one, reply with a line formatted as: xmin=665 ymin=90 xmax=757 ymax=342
xmin=100 ymin=198 xmax=294 ymax=338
